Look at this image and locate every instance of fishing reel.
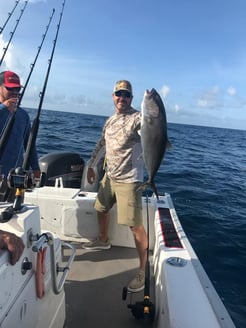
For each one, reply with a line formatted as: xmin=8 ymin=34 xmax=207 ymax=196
xmin=0 ymin=168 xmax=35 ymax=223
xmin=122 ymin=287 xmax=155 ymax=323
xmin=7 ymin=167 xmax=35 ymax=190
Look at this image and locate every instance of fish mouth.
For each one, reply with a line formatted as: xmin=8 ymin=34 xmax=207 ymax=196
xmin=145 ymin=88 xmax=157 ymax=96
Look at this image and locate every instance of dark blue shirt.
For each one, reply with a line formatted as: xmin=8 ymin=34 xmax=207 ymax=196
xmin=0 ymin=104 xmax=40 ymax=177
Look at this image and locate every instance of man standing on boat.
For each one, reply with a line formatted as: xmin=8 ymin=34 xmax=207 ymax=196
xmin=84 ymin=80 xmax=147 ymax=292
xmin=0 ymin=70 xmax=40 ymax=201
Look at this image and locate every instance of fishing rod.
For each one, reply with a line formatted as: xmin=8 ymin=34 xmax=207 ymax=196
xmin=0 ymin=8 xmax=55 ymax=159
xmin=22 ymin=0 xmax=66 ymax=172
xmin=0 ymin=0 xmax=67 ymax=219
xmin=122 ymin=192 xmax=155 ymax=323
xmin=0 ymin=0 xmax=29 ymax=67
xmin=0 ymin=0 xmax=20 ymax=35
xmin=18 ymin=8 xmax=56 ymax=105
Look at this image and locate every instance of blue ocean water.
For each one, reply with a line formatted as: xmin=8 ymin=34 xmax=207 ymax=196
xmin=28 ymin=108 xmax=246 ymax=327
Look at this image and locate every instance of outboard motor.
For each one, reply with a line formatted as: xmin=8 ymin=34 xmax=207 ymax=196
xmin=39 ymin=152 xmax=84 ymax=188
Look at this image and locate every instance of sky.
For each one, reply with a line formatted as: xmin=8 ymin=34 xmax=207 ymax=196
xmin=0 ymin=0 xmax=245 ymax=130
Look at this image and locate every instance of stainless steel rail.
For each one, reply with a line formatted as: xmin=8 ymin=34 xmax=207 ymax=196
xmin=31 ymin=232 xmax=76 ymax=295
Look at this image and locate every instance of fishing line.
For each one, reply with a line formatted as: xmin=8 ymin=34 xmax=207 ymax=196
xmin=0 ymin=0 xmax=20 ymax=35
xmin=0 ymin=0 xmax=29 ymax=66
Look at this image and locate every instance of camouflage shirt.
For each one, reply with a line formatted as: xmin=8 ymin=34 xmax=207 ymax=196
xmin=88 ymin=108 xmax=144 ymax=183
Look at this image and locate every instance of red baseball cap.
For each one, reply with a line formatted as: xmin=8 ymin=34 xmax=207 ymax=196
xmin=0 ymin=71 xmax=22 ymax=88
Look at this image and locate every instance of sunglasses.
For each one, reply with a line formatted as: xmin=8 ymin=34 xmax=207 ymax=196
xmin=114 ymin=90 xmax=131 ymax=98
xmin=4 ymin=86 xmax=21 ymax=93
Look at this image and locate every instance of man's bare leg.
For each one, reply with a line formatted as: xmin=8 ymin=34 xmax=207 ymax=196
xmin=130 ymin=225 xmax=148 ymax=271
xmin=97 ymin=211 xmax=110 ymax=242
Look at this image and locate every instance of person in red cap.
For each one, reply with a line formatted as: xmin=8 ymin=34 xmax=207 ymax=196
xmin=0 ymin=70 xmax=40 ymax=201
xmin=84 ymin=80 xmax=148 ymax=292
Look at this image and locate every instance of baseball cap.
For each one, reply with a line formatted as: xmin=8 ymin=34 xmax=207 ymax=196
xmin=0 ymin=71 xmax=22 ymax=88
xmin=113 ymin=80 xmax=132 ymax=95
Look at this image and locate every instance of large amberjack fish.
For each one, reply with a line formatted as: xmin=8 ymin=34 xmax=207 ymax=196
xmin=140 ymin=88 xmax=170 ymax=198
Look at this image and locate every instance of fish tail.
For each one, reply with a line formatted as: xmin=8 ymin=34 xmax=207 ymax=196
xmin=137 ymin=182 xmax=147 ymax=193
xmin=138 ymin=180 xmax=159 ymax=199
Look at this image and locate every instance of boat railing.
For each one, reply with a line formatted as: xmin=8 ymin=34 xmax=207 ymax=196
xmin=30 ymin=232 xmax=76 ymax=294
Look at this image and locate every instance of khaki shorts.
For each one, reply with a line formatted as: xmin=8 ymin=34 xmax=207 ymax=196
xmin=94 ymin=174 xmax=143 ymax=227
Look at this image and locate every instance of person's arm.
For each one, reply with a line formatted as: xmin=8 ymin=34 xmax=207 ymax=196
xmin=0 ymin=230 xmax=25 ymax=265
xmin=86 ymin=122 xmax=107 ymax=185
xmin=87 ymin=136 xmax=106 ymax=184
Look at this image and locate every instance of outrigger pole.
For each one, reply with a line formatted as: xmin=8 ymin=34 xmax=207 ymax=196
xmin=0 ymin=8 xmax=56 ymax=159
xmin=22 ymin=0 xmax=66 ymax=171
xmin=0 ymin=1 xmax=29 ymax=66
xmin=0 ymin=0 xmax=21 ymax=35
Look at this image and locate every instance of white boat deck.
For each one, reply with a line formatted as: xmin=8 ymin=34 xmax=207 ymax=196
xmin=63 ymin=244 xmax=155 ymax=328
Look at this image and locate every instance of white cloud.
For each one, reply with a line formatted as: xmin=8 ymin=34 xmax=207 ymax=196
xmin=0 ymin=35 xmax=13 ymax=69
xmin=195 ymin=85 xmax=245 ymax=112
xmin=160 ymin=85 xmax=170 ymax=98
xmin=196 ymin=86 xmax=221 ymax=109
xmin=0 ymin=34 xmax=27 ymax=74
xmin=174 ymin=104 xmax=181 ymax=112
xmin=0 ymin=35 xmax=7 ymax=52
xmin=197 ymin=99 xmax=209 ymax=108
xmin=227 ymin=86 xmax=236 ymax=96
xmin=0 ymin=0 xmax=46 ymax=22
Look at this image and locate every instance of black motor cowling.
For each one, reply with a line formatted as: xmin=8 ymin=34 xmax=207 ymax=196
xmin=39 ymin=152 xmax=84 ymax=188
